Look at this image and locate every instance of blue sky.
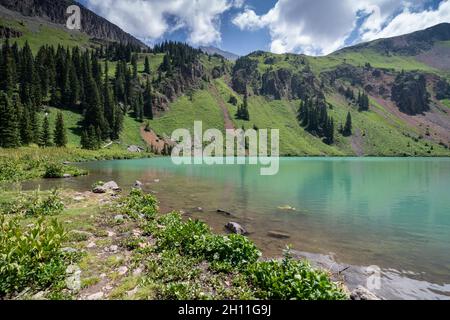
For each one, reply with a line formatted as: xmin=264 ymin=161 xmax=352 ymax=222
xmin=79 ymin=0 xmax=449 ymax=56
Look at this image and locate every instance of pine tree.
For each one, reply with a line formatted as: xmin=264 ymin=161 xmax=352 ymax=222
xmin=131 ymin=54 xmax=138 ymax=78
xmin=343 ymin=112 xmax=353 ymax=137
xmin=0 ymin=40 xmax=16 ymax=95
xmin=144 ymin=56 xmax=151 ymax=74
xmin=40 ymin=114 xmax=52 ymax=147
xmin=20 ymin=106 xmax=33 ymax=145
xmin=54 ymin=112 xmax=67 ymax=147
xmin=143 ymin=78 xmax=153 ymax=120
xmin=236 ymin=90 xmax=250 ymax=121
xmin=0 ymin=92 xmax=20 ymax=148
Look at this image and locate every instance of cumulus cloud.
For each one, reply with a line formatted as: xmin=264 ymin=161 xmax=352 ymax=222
xmin=232 ymin=0 xmax=450 ymax=55
xmin=360 ymin=0 xmax=450 ymax=41
xmin=85 ymin=0 xmax=243 ymax=45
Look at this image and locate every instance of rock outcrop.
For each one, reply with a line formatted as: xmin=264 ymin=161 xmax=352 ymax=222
xmin=0 ymin=26 xmax=23 ymax=38
xmin=391 ymin=72 xmax=430 ymax=115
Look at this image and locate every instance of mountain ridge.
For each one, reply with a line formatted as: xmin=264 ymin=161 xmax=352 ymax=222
xmin=0 ymin=0 xmax=146 ymax=47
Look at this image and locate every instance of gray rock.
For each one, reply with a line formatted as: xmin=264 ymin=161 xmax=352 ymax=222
xmin=225 ymin=222 xmax=248 ymax=235
xmin=63 ymin=174 xmax=72 ymax=178
xmin=127 ymin=145 xmax=144 ymax=153
xmin=118 ymin=266 xmax=128 ymax=276
xmin=66 ymin=265 xmax=81 ymax=291
xmin=351 ymin=286 xmax=381 ymax=300
xmin=114 ymin=215 xmax=125 ymax=222
xmin=217 ymin=209 xmax=234 ymax=216
xmin=93 ymin=186 xmax=107 ymax=194
xmin=133 ymin=180 xmax=143 ymax=189
xmin=268 ymin=231 xmax=291 ymax=239
xmin=103 ymin=181 xmax=120 ymax=191
xmin=61 ymin=247 xmax=78 ymax=254
xmin=86 ymin=292 xmax=104 ymax=300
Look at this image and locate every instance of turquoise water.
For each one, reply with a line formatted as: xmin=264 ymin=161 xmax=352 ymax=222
xmin=23 ymin=157 xmax=450 ymax=299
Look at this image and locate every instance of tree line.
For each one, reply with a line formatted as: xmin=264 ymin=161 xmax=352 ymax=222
xmin=0 ymin=39 xmax=158 ymax=149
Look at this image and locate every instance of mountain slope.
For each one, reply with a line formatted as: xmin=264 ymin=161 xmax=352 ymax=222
xmin=200 ymin=46 xmax=240 ymax=61
xmin=0 ymin=0 xmax=145 ymax=48
xmin=1 ymin=0 xmax=449 ymax=157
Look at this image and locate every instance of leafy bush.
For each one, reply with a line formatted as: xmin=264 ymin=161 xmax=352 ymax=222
xmin=149 ymin=212 xmax=210 ymax=255
xmin=119 ymin=189 xmax=159 ymax=220
xmin=199 ymin=234 xmax=261 ymax=268
xmin=0 ymin=157 xmax=24 ymax=182
xmin=247 ymin=250 xmax=348 ymax=300
xmin=0 ymin=215 xmax=69 ymax=296
xmin=147 ymin=212 xmax=260 ymax=268
xmin=14 ymin=190 xmax=65 ymax=217
xmin=44 ymin=162 xmax=87 ymax=179
xmin=43 ymin=162 xmax=65 ymax=178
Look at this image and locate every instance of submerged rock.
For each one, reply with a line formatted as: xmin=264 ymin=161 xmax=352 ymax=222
xmin=225 ymin=222 xmax=248 ymax=235
xmin=217 ymin=209 xmax=234 ymax=216
xmin=268 ymin=231 xmax=291 ymax=239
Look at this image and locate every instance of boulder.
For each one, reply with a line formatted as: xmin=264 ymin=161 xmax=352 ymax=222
xmin=92 ymin=186 xmax=107 ymax=194
xmin=63 ymin=174 xmax=72 ymax=178
xmin=103 ymin=181 xmax=120 ymax=191
xmin=351 ymin=286 xmax=381 ymax=301
xmin=133 ymin=181 xmax=143 ymax=189
xmin=225 ymin=222 xmax=248 ymax=235
xmin=127 ymin=145 xmax=144 ymax=153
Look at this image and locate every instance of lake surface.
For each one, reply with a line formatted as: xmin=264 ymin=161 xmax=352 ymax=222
xmin=19 ymin=157 xmax=450 ymax=300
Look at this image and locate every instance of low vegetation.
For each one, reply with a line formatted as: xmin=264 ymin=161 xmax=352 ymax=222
xmin=0 ymin=146 xmax=149 ymax=183
xmin=0 ymin=188 xmax=348 ymax=300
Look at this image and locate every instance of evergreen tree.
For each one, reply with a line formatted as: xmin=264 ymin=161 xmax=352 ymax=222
xmin=144 ymin=56 xmax=151 ymax=74
xmin=0 ymin=92 xmax=20 ymax=148
xmin=0 ymin=40 xmax=16 ymax=95
xmin=343 ymin=112 xmax=353 ymax=137
xmin=144 ymin=78 xmax=153 ymax=120
xmin=20 ymin=106 xmax=33 ymax=145
xmin=40 ymin=114 xmax=52 ymax=147
xmin=54 ymin=111 xmax=67 ymax=147
xmin=236 ymin=90 xmax=250 ymax=121
xmin=131 ymin=54 xmax=138 ymax=78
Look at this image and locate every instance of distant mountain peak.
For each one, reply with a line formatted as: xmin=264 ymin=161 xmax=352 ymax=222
xmin=200 ymin=46 xmax=240 ymax=61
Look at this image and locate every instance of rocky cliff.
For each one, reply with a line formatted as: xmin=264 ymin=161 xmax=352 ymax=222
xmin=0 ymin=0 xmax=145 ymax=47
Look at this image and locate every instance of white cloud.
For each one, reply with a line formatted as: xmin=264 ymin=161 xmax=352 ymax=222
xmin=232 ymin=0 xmax=450 ymax=55
xmin=360 ymin=0 xmax=450 ymax=41
xmin=86 ymin=0 xmax=243 ymax=45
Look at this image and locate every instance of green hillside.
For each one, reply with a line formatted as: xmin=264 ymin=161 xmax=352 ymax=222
xmin=0 ymin=17 xmax=91 ymax=52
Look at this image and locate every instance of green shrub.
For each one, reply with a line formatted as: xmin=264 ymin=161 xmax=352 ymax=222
xmin=247 ymin=251 xmax=348 ymax=300
xmin=43 ymin=162 xmax=65 ymax=178
xmin=199 ymin=234 xmax=261 ymax=268
xmin=119 ymin=189 xmax=159 ymax=220
xmin=16 ymin=190 xmax=65 ymax=217
xmin=150 ymin=212 xmax=210 ymax=255
xmin=0 ymin=215 xmax=70 ymax=296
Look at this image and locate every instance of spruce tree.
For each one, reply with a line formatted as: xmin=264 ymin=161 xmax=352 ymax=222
xmin=54 ymin=112 xmax=67 ymax=147
xmin=144 ymin=78 xmax=153 ymax=120
xmin=40 ymin=114 xmax=52 ymax=147
xmin=144 ymin=56 xmax=151 ymax=74
xmin=0 ymin=40 xmax=16 ymax=95
xmin=0 ymin=92 xmax=20 ymax=148
xmin=343 ymin=112 xmax=353 ymax=137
